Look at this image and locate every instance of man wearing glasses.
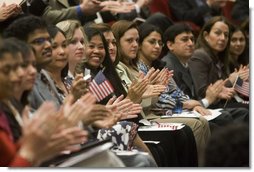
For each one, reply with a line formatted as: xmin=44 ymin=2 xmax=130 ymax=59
xmin=4 ymin=15 xmax=52 ymax=71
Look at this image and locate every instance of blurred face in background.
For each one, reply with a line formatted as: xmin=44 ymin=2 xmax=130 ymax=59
xmin=21 ymin=50 xmax=37 ymax=91
xmin=119 ymin=28 xmax=139 ymax=60
xmin=27 ymin=29 xmax=52 ymax=68
xmin=12 ymin=52 xmax=25 ymax=94
xmin=47 ymin=31 xmax=68 ymax=71
xmin=204 ymin=21 xmax=229 ymax=53
xmin=168 ymin=32 xmax=195 ymax=61
xmin=139 ymin=31 xmax=163 ymax=62
xmin=85 ymin=34 xmax=105 ymax=69
xmin=67 ymin=28 xmax=85 ymax=67
xmin=103 ymin=31 xmax=117 ymax=63
xmin=0 ymin=53 xmax=17 ymax=99
xmin=230 ymin=30 xmax=246 ymax=58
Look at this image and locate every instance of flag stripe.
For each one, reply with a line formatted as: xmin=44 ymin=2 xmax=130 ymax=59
xmin=234 ymin=77 xmax=249 ymax=97
xmin=88 ymin=71 xmax=114 ymax=101
xmin=90 ymin=81 xmax=103 ymax=101
xmin=105 ymin=80 xmax=114 ymax=92
xmin=90 ymin=80 xmax=104 ymax=100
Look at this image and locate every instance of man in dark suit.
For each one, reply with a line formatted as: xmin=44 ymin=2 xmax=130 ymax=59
xmin=161 ymin=23 xmax=248 ymax=130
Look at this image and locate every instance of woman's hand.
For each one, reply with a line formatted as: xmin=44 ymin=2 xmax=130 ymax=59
xmin=142 ymin=84 xmax=166 ymax=99
xmin=70 ymin=74 xmax=90 ymax=101
xmin=217 ymin=86 xmax=235 ymax=100
xmin=126 ymin=77 xmax=148 ymax=103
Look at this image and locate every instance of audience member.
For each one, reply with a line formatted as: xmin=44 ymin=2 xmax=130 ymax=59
xmin=83 ymin=22 xmax=198 ymax=167
xmin=161 ymin=23 xmax=248 ymax=131
xmin=228 ymin=25 xmax=249 ymax=71
xmin=188 ymin=16 xmax=249 ymax=111
xmin=203 ymin=122 xmax=249 ymax=167
xmin=0 ymin=38 xmax=88 ymax=167
xmin=231 ymin=0 xmax=249 ymax=23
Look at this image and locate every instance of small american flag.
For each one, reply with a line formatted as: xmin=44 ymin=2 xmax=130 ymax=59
xmin=234 ymin=76 xmax=249 ymax=97
xmin=89 ymin=71 xmax=114 ymax=101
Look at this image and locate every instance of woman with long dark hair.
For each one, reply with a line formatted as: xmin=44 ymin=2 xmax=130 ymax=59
xmin=188 ymin=16 xmax=249 ymax=111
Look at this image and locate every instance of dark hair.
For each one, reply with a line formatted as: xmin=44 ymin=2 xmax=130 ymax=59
xmin=76 ymin=26 xmax=127 ymax=102
xmin=3 ymin=15 xmax=48 ymax=41
xmin=196 ymin=16 xmax=232 ymax=73
xmin=138 ymin=23 xmax=166 ymax=69
xmin=11 ymin=39 xmax=36 ymax=106
xmin=204 ymin=123 xmax=249 ymax=167
xmin=164 ymin=23 xmax=193 ymax=43
xmin=111 ymin=20 xmax=139 ymax=67
xmin=240 ymin=17 xmax=249 ymax=37
xmin=47 ymin=25 xmax=69 ymax=79
xmin=231 ymin=25 xmax=248 ymax=65
xmin=196 ymin=16 xmax=232 ymax=55
xmin=138 ymin=23 xmax=163 ymax=45
xmin=88 ymin=23 xmax=120 ymax=66
xmin=88 ymin=23 xmax=112 ymax=33
xmin=0 ymin=38 xmax=23 ymax=61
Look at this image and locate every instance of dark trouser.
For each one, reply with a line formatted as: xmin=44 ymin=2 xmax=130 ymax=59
xmin=138 ymin=125 xmax=198 ymax=167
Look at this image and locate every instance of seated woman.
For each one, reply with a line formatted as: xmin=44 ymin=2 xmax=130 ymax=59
xmin=0 ymin=38 xmax=89 ymax=167
xmin=83 ymin=22 xmax=199 ymax=167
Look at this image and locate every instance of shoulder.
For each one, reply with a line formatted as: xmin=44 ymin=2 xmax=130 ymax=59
xmin=191 ymin=48 xmax=213 ymax=63
xmin=161 ymin=53 xmax=176 ymax=68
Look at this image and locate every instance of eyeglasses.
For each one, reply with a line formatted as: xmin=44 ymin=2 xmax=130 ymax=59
xmin=30 ymin=37 xmax=52 ymax=45
xmin=147 ymin=39 xmax=164 ymax=47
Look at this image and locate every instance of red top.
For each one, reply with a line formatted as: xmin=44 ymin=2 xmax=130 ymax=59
xmin=0 ymin=111 xmax=31 ymax=167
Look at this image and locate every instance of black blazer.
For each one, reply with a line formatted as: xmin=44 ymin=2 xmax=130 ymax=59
xmin=161 ymin=52 xmax=196 ymax=99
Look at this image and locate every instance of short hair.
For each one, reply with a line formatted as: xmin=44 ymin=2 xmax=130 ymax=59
xmin=3 ymin=15 xmax=48 ymax=42
xmin=164 ymin=23 xmax=193 ymax=43
xmin=0 ymin=38 xmax=21 ymax=60
xmin=204 ymin=123 xmax=249 ymax=167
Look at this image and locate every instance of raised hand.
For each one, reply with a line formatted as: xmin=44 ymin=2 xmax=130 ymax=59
xmin=126 ymin=77 xmax=148 ymax=103
xmin=62 ymin=93 xmax=110 ymax=126
xmin=80 ymin=0 xmax=103 ymax=16
xmin=144 ymin=67 xmax=160 ymax=84
xmin=205 ymin=79 xmax=225 ymax=104
xmin=142 ymin=84 xmax=166 ymax=99
xmin=106 ymin=96 xmax=142 ymax=120
xmin=155 ymin=68 xmax=173 ymax=86
xmin=218 ymin=86 xmax=235 ymax=100
xmin=92 ymin=106 xmax=120 ymax=128
xmin=17 ymin=103 xmax=70 ymax=165
xmin=101 ymin=1 xmax=135 ymax=14
xmin=0 ymin=3 xmax=20 ymax=22
xmin=237 ymin=65 xmax=249 ymax=81
xmin=70 ymin=73 xmax=90 ymax=101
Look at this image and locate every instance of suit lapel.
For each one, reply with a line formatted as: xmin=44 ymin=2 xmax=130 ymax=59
xmin=56 ymin=0 xmax=70 ymax=7
xmin=171 ymin=54 xmax=193 ymax=91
